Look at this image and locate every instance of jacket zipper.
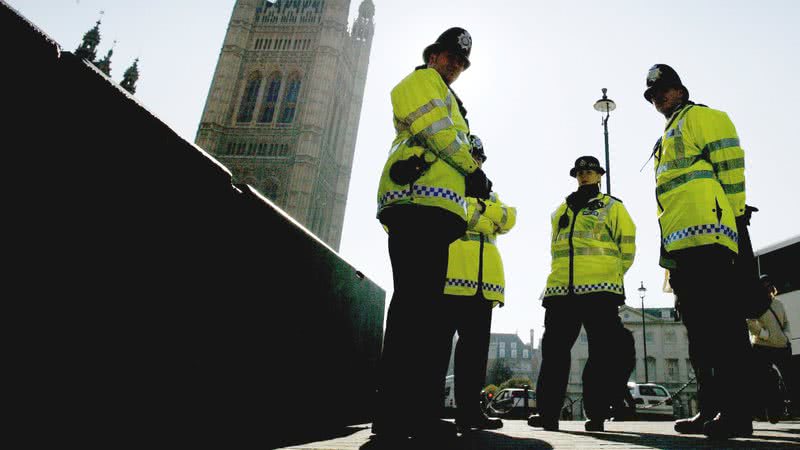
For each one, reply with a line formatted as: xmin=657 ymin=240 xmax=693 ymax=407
xmin=567 ymin=208 xmax=577 ymax=295
xmin=477 ymin=234 xmax=485 ymax=297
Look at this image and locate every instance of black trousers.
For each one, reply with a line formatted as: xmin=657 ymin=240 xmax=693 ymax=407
xmin=670 ymin=245 xmax=754 ymax=421
xmin=442 ymin=294 xmax=494 ymax=421
xmin=535 ymin=298 xmax=624 ymax=421
xmin=752 ymin=344 xmax=794 ymax=414
xmin=374 ymin=205 xmax=465 ymax=429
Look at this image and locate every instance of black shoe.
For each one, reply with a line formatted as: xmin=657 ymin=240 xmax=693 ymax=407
xmin=456 ymin=414 xmax=503 ymax=432
xmin=584 ymin=420 xmax=604 ymax=432
xmin=371 ymin=420 xmax=411 ymax=439
xmin=527 ymin=414 xmax=559 ymax=431
xmin=411 ymin=419 xmax=457 ymax=441
xmin=702 ymin=416 xmax=753 ymax=440
xmin=674 ymin=413 xmax=710 ymax=435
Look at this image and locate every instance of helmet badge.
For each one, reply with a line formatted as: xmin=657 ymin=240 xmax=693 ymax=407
xmin=457 ymin=31 xmax=472 ymax=51
xmin=647 ymin=67 xmax=662 ymax=83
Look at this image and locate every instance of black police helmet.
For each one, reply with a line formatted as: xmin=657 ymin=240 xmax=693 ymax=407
xmin=569 ymin=156 xmax=605 ymax=177
xmin=422 ymin=27 xmax=472 ymax=69
xmin=470 ymin=134 xmax=486 ymax=163
xmin=643 ymin=64 xmax=689 ymax=102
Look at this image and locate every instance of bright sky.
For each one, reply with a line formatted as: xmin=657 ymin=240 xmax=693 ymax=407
xmin=12 ymin=0 xmax=798 ymax=346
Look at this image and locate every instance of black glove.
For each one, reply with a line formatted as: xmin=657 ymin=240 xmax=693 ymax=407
xmin=742 ymin=204 xmax=759 ymax=226
xmin=465 ymin=168 xmax=492 ymax=200
xmin=389 ymin=155 xmax=429 ymax=185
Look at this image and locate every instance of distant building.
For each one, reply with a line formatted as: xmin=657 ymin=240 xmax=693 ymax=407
xmin=447 ymin=331 xmax=536 ymax=387
xmin=564 ymin=305 xmax=697 ymax=420
xmin=195 ymin=0 xmax=375 ymax=250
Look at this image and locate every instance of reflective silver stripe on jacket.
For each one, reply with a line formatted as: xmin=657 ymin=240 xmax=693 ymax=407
xmin=703 ymin=137 xmax=740 ymax=155
xmin=555 ymin=230 xmax=613 ymax=243
xmin=656 ymin=170 xmax=715 ymax=196
xmin=467 ymin=207 xmax=482 ymax=229
xmin=395 ymin=93 xmax=453 ymax=133
xmin=552 ymin=247 xmax=621 ymax=259
xmin=460 ymin=233 xmax=495 ymax=245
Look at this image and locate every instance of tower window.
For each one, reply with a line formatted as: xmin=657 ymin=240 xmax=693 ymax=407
xmin=258 ymin=72 xmax=282 ymax=123
xmin=237 ymin=73 xmax=262 ymax=123
xmin=278 ymin=74 xmax=301 ymax=124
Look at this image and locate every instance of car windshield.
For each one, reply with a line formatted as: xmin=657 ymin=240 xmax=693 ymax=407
xmin=639 ymin=385 xmax=668 ymax=397
xmin=511 ymin=390 xmax=535 ymax=399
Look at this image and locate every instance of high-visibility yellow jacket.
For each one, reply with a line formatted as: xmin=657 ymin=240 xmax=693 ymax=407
xmin=544 ymin=193 xmax=636 ymax=301
xmin=654 ymin=104 xmax=745 ymax=267
xmin=376 ymin=68 xmax=478 ymax=223
xmin=444 ymin=192 xmax=516 ymax=304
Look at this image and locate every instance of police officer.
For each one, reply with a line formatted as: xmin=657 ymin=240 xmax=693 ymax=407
xmin=528 ymin=156 xmax=636 ymax=432
xmin=441 ymin=135 xmax=516 ymax=433
xmin=644 ymin=64 xmax=754 ymax=439
xmin=373 ymin=27 xmax=491 ymax=441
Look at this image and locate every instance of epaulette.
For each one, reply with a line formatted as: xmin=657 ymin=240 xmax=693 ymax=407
xmin=607 ymin=194 xmax=623 ymax=203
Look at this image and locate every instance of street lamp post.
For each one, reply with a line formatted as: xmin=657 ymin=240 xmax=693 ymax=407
xmin=638 ymin=281 xmax=649 ymax=383
xmin=593 ymin=88 xmax=616 ymax=195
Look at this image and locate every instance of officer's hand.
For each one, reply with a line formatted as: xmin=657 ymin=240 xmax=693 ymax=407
xmin=743 ymin=204 xmax=759 ymax=226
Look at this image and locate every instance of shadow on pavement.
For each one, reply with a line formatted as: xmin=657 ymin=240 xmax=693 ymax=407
xmin=562 ymin=430 xmax=800 ymax=449
xmin=270 ymin=424 xmax=369 ymax=448
xmin=361 ymin=430 xmax=554 ymax=449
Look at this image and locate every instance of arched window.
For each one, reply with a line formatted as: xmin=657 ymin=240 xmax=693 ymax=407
xmin=258 ymin=72 xmax=282 ymax=123
xmin=278 ymin=74 xmax=302 ymax=123
xmin=237 ymin=73 xmax=263 ymax=123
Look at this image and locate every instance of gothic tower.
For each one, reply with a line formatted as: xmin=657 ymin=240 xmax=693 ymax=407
xmin=196 ymin=0 xmax=375 ymax=251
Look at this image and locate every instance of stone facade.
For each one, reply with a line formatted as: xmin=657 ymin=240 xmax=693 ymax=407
xmin=196 ymin=0 xmax=374 ymax=250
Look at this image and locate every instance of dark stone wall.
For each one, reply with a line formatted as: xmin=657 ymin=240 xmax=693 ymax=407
xmin=2 ymin=2 xmax=384 ymax=445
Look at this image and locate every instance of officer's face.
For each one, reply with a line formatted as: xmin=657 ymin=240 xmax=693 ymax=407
xmin=428 ymin=51 xmax=467 ymax=85
xmin=650 ymin=86 xmax=684 ymax=116
xmin=576 ymin=169 xmax=601 ymax=186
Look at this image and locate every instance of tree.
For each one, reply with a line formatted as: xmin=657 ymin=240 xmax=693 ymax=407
xmin=487 ymin=358 xmax=514 ymax=386
xmin=498 ymin=376 xmax=534 ymax=391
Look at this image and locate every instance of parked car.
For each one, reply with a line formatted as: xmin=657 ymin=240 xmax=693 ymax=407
xmin=627 ymin=382 xmax=674 ymax=418
xmin=485 ymin=388 xmax=536 ymax=419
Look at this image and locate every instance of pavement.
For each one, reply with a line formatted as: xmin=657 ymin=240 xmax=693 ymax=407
xmin=273 ymin=420 xmax=800 ymax=449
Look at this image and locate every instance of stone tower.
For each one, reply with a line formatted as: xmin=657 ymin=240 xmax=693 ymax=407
xmin=196 ymin=0 xmax=375 ymax=251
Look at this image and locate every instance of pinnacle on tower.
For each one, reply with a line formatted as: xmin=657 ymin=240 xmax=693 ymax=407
xmin=352 ymin=0 xmax=375 ymax=42
xmin=358 ymin=0 xmax=375 ymax=19
xmin=75 ymin=19 xmax=102 ymax=61
xmin=94 ymin=42 xmax=115 ymax=76
xmin=121 ymin=58 xmax=140 ymax=94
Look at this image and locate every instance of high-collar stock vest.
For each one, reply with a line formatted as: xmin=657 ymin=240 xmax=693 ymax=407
xmin=444 ymin=192 xmax=516 ymax=304
xmin=654 ymin=104 xmax=746 ymax=268
xmin=377 ymin=68 xmax=478 ymax=223
xmin=544 ymin=193 xmax=636 ymax=301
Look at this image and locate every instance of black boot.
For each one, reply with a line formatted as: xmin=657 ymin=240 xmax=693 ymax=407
xmin=702 ymin=415 xmax=753 ymax=440
xmin=584 ymin=419 xmax=604 ymax=432
xmin=456 ymin=413 xmax=503 ymax=433
xmin=527 ymin=414 xmax=559 ymax=431
xmin=674 ymin=412 xmax=711 ymax=434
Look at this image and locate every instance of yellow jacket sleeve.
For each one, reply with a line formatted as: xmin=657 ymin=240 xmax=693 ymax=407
xmin=610 ymin=201 xmax=636 ymax=274
xmin=391 ymin=69 xmax=477 ymax=175
xmin=482 ymin=192 xmax=517 ymax=234
xmin=688 ymin=107 xmax=746 ymax=217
